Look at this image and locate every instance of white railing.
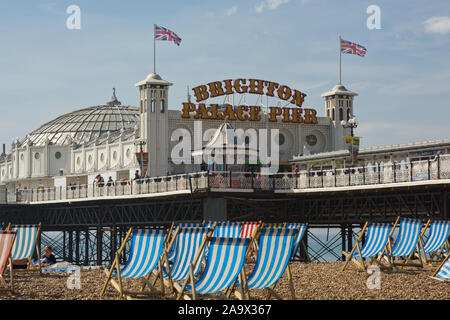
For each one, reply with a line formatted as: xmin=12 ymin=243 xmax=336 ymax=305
xmin=11 ymin=154 xmax=450 ymax=203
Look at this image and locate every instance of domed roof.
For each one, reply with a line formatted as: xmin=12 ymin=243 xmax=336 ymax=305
xmin=21 ymin=100 xmax=139 ymax=147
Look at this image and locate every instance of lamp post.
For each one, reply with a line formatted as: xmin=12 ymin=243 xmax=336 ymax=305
xmin=341 ymin=116 xmax=358 ymax=167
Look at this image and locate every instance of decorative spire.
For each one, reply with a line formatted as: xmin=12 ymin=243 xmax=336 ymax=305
xmin=106 ymin=87 xmax=121 ymax=106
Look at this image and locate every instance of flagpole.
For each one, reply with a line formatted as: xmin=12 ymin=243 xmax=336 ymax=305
xmin=153 ymin=24 xmax=156 ymax=73
xmin=339 ymin=35 xmax=342 ymax=84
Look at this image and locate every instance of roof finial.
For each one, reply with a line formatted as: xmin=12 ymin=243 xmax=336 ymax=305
xmin=106 ymin=87 xmax=121 ymax=106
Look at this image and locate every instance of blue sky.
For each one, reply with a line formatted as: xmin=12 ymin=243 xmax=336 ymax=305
xmin=0 ymin=0 xmax=449 ymax=152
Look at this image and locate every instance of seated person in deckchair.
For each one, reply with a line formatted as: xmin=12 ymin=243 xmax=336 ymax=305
xmin=32 ymin=246 xmax=56 ymax=267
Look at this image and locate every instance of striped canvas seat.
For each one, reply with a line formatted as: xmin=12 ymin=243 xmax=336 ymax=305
xmin=352 ymin=223 xmax=392 ymax=257
xmin=0 ymin=231 xmax=16 ymax=274
xmin=113 ymin=229 xmax=166 ymax=279
xmin=183 ymin=237 xmax=249 ymax=295
xmin=240 ymin=222 xmax=260 ymax=238
xmin=433 ymin=255 xmax=450 ymax=281
xmin=0 ymin=231 xmax=17 ymax=292
xmin=164 ymin=227 xmax=210 ymax=281
xmin=245 ymin=228 xmax=297 ymax=290
xmin=10 ymin=225 xmax=39 ymax=260
xmin=391 ymin=218 xmax=422 ymax=257
xmin=286 ymin=223 xmax=307 ymax=258
xmin=168 ymin=223 xmax=204 ymax=261
xmin=212 ymin=222 xmax=242 ymax=238
xmin=422 ymin=220 xmax=450 ymax=253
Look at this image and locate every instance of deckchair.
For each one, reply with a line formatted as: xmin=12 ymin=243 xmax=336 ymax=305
xmin=431 ymin=254 xmax=450 ymax=282
xmin=176 ymin=237 xmax=250 ymax=300
xmin=167 ymin=223 xmax=203 ymax=262
xmin=0 ymin=231 xmax=17 ymax=294
xmin=387 ymin=218 xmax=423 ymax=269
xmin=240 ymin=222 xmax=260 ymax=239
xmin=9 ymin=223 xmax=42 ymax=272
xmin=342 ymin=220 xmax=394 ymax=271
xmin=286 ymin=223 xmax=308 ymax=260
xmin=161 ymin=227 xmax=214 ymax=295
xmin=101 ymin=228 xmax=167 ymax=299
xmin=234 ymin=227 xmax=299 ymax=300
xmin=417 ymin=220 xmax=450 ymax=264
xmin=211 ymin=221 xmax=242 ymax=238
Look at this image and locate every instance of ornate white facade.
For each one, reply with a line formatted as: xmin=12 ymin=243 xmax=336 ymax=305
xmin=0 ymin=71 xmax=356 ymax=193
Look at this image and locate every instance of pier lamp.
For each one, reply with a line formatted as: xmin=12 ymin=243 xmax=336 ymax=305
xmin=341 ymin=116 xmax=358 ymax=166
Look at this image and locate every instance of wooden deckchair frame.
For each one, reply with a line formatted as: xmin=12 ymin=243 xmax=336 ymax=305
xmin=233 ymin=225 xmax=301 ymax=300
xmin=100 ymin=226 xmax=171 ymax=299
xmin=430 ymin=254 xmax=449 ymax=282
xmin=176 ymin=223 xmax=246 ymax=301
xmin=0 ymin=231 xmax=17 ymax=295
xmin=342 ymin=217 xmax=401 ymax=271
xmin=416 ymin=220 xmax=450 ymax=265
xmin=6 ymin=223 xmax=42 ymax=274
xmin=159 ymin=223 xmax=217 ymax=297
xmin=385 ymin=218 xmax=424 ymax=270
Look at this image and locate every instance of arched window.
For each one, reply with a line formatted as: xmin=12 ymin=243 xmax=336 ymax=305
xmin=347 ymin=108 xmax=350 ymax=121
xmin=332 ymin=109 xmax=335 ymax=121
xmin=326 ymin=109 xmax=330 ymax=117
xmin=339 ymin=108 xmax=343 ymax=121
xmin=151 ymin=100 xmax=156 ymax=113
xmin=160 ymin=100 xmax=165 ymax=113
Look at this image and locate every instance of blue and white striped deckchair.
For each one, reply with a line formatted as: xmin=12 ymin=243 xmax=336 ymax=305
xmin=167 ymin=223 xmax=204 ymax=262
xmin=101 ymin=228 xmax=167 ymax=298
xmin=235 ymin=228 xmax=299 ymax=300
xmin=342 ymin=221 xmax=392 ymax=271
xmin=176 ymin=237 xmax=250 ymax=300
xmin=389 ymin=218 xmax=423 ymax=268
xmin=286 ymin=223 xmax=308 ymax=259
xmin=164 ymin=227 xmax=211 ymax=284
xmin=419 ymin=220 xmax=450 ymax=263
xmin=431 ymin=254 xmax=450 ymax=282
xmin=212 ymin=222 xmax=242 ymax=238
xmin=10 ymin=224 xmax=42 ymax=271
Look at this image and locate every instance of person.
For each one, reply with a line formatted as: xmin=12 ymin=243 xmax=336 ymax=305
xmin=134 ymin=170 xmax=141 ymax=184
xmin=106 ymin=176 xmax=114 ymax=187
xmin=294 ymin=165 xmax=299 ymax=174
xmin=98 ymin=175 xmax=105 ymax=187
xmin=33 ymin=245 xmax=57 ymax=267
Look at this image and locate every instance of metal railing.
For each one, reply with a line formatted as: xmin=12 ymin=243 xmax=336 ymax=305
xmin=11 ymin=154 xmax=450 ymax=203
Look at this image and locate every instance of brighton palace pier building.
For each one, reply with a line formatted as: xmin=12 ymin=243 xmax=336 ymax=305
xmin=1 ymin=71 xmax=450 ymax=199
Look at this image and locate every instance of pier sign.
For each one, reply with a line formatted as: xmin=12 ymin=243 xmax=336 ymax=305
xmin=181 ymin=78 xmax=318 ymax=124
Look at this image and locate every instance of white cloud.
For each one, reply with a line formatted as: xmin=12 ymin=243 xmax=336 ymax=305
xmin=423 ymin=16 xmax=450 ymax=35
xmin=225 ymin=6 xmax=238 ymax=16
xmin=255 ymin=0 xmax=289 ymax=13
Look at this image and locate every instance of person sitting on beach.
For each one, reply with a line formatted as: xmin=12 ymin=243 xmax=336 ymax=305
xmin=33 ymin=245 xmax=57 ymax=267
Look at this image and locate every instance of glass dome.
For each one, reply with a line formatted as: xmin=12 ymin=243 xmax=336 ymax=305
xmin=21 ymin=104 xmax=139 ymax=147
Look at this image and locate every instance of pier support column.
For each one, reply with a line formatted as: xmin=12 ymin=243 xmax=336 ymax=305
xmin=347 ymin=225 xmax=353 ymax=255
xmin=203 ymin=198 xmax=227 ymax=221
xmin=96 ymin=226 xmax=102 ymax=266
xmin=341 ymin=225 xmax=346 ymax=261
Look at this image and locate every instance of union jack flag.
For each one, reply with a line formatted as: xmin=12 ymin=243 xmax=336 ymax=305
xmin=154 ymin=24 xmax=182 ymax=46
xmin=340 ymin=37 xmax=366 ymax=57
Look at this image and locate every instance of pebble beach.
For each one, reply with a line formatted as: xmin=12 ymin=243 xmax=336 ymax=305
xmin=1 ymin=262 xmax=448 ymax=300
